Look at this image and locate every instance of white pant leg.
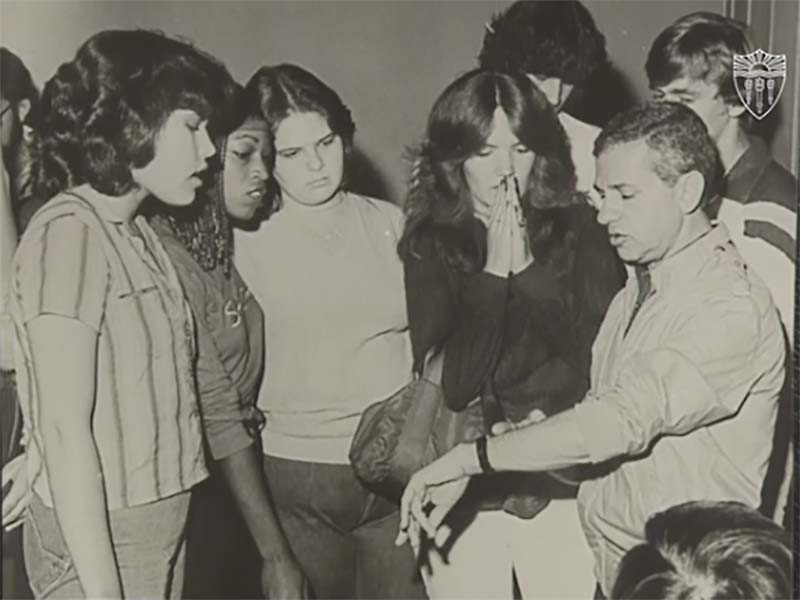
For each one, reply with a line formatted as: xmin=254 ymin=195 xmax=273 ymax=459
xmin=510 ymin=499 xmax=596 ymax=599
xmin=420 ymin=510 xmax=514 ymax=599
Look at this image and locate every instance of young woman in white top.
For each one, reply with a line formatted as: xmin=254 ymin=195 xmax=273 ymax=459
xmin=235 ymin=64 xmax=424 ymax=599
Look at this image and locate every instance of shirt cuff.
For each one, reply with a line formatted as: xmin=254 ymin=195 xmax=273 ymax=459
xmin=206 ymin=421 xmax=254 ymax=461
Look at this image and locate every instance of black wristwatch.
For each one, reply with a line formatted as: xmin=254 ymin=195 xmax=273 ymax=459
xmin=475 ymin=435 xmax=495 ymax=474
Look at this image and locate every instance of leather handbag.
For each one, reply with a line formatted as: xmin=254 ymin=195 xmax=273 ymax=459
xmin=349 ymin=355 xmax=551 ymax=520
xmin=349 ymin=351 xmax=484 ymax=501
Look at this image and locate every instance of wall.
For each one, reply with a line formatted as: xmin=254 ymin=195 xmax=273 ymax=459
xmin=8 ymin=0 xmax=796 ymax=205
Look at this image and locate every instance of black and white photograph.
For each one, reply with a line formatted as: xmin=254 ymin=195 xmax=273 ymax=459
xmin=1 ymin=1 xmax=798 ymax=598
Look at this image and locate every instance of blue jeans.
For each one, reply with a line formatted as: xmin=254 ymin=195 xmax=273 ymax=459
xmin=263 ymin=455 xmax=426 ymax=599
xmin=23 ymin=491 xmax=191 ymax=598
xmin=183 ymin=471 xmax=260 ymax=598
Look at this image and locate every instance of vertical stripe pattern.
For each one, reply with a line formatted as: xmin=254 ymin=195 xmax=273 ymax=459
xmin=74 ymin=225 xmax=89 ymax=319
xmin=10 ymin=191 xmax=206 ymax=510
xmin=103 ymin=318 xmax=127 ymax=503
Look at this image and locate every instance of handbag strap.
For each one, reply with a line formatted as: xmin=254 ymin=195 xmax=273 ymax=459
xmin=420 ymin=347 xmax=444 ymax=386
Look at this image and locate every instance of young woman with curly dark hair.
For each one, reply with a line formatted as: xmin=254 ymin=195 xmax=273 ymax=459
xmin=7 ymin=29 xmax=234 ymax=598
xmin=234 ymin=64 xmax=425 ymax=599
xmin=398 ymin=69 xmax=625 ymax=599
xmin=145 ymin=81 xmax=308 ymax=599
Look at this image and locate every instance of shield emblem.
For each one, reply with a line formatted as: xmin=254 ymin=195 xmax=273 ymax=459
xmin=733 ymin=49 xmax=787 ymax=120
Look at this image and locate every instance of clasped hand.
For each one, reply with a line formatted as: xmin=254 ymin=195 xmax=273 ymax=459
xmin=483 ymin=175 xmax=533 ymax=278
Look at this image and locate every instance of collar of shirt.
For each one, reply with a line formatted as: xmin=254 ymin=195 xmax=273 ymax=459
xmin=723 ymin=136 xmax=772 ymax=204
xmin=68 ymin=184 xmax=158 ymax=253
xmin=62 ymin=186 xmax=176 ymax=299
xmin=636 ymin=223 xmax=733 ymax=297
xmin=68 ymin=183 xmax=129 ymax=224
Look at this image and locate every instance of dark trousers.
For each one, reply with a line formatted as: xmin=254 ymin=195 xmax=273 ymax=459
xmin=1 ymin=369 xmax=22 ymax=467
xmin=183 ymin=471 xmax=261 ymax=599
xmin=263 ymin=455 xmax=427 ymax=599
xmin=1 ymin=369 xmax=32 ymax=599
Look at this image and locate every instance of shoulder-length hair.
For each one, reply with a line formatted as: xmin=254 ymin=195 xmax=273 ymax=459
xmin=398 ymin=69 xmax=578 ymax=273
xmin=33 ymin=29 xmax=236 ymax=201
xmin=245 ymin=64 xmax=355 ymax=211
xmin=146 ymin=81 xmax=277 ymax=277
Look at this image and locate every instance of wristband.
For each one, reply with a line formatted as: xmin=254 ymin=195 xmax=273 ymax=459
xmin=476 ymin=435 xmax=495 ymax=474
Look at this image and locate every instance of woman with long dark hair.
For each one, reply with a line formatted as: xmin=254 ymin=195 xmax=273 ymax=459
xmin=397 ymin=69 xmax=625 ymax=598
xmin=9 ymin=30 xmax=234 ymax=598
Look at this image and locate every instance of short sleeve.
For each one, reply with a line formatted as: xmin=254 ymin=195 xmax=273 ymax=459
xmin=16 ymin=216 xmax=109 ymax=331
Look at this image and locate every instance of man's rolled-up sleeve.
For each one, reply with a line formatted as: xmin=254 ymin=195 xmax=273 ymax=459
xmin=574 ymin=294 xmax=778 ymax=463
